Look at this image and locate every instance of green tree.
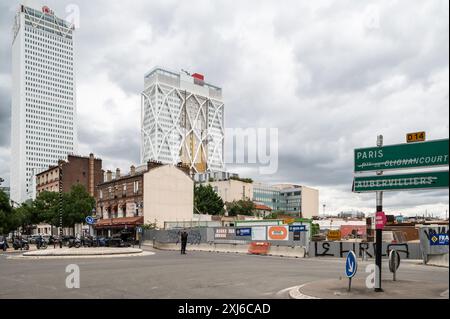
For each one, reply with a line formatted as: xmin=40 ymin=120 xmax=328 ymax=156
xmin=194 ymin=184 xmax=224 ymax=215
xmin=63 ymin=184 xmax=96 ymax=229
xmin=0 ymin=189 xmax=14 ymax=234
xmin=226 ymin=199 xmax=255 ymax=216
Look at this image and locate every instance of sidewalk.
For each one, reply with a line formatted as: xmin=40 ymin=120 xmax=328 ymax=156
xmin=290 ymin=278 xmax=449 ymax=299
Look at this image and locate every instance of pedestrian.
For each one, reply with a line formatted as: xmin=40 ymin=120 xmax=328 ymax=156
xmin=180 ymin=230 xmax=188 ymax=255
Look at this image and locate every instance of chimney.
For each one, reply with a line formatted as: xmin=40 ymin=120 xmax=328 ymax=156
xmin=106 ymin=170 xmax=112 ymax=182
xmin=116 ymin=168 xmax=121 ymax=178
xmin=88 ymin=153 xmax=95 ymax=196
xmin=147 ymin=160 xmax=163 ymax=171
xmin=130 ymin=165 xmax=136 ymax=175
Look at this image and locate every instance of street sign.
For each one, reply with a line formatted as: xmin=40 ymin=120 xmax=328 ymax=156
xmin=353 ymin=171 xmax=449 ymax=192
xmin=429 ymin=233 xmax=449 ymax=246
xmin=236 ymin=228 xmax=251 ymax=236
xmin=375 ymin=211 xmax=387 ymax=230
xmin=136 ymin=226 xmax=143 ymax=234
xmin=85 ymin=216 xmax=96 ymax=225
xmin=354 ymin=139 xmax=449 ymax=172
xmin=345 ymin=251 xmax=357 ymax=278
xmin=327 ymin=230 xmax=341 ymax=241
xmin=407 ymin=131 xmax=425 ymax=143
xmin=389 ymin=250 xmax=401 ymax=281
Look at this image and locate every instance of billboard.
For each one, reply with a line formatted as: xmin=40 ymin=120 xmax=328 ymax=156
xmin=267 ymin=226 xmax=289 ymax=241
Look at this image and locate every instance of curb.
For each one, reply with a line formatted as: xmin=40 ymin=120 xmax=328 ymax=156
xmin=288 ymin=284 xmax=320 ymax=299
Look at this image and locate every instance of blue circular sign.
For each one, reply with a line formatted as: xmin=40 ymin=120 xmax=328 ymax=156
xmin=345 ymin=250 xmax=357 ymax=278
xmin=85 ymin=216 xmax=96 ymax=225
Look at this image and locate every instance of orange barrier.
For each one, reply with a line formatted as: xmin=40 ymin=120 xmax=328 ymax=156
xmin=248 ymin=242 xmax=271 ymax=255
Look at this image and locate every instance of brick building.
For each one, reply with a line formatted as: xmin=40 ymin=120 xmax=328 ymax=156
xmin=36 ymin=153 xmax=103 ymax=197
xmin=95 ymin=161 xmax=192 ymax=234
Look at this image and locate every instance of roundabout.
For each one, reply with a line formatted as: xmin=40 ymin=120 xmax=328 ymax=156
xmin=7 ymin=247 xmax=154 ymax=259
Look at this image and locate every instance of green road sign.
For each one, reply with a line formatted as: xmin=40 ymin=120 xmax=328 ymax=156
xmin=354 ymin=139 xmax=449 ymax=172
xmin=353 ymin=171 xmax=449 ymax=192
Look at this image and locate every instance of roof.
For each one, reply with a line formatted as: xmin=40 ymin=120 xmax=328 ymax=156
xmin=94 ymin=216 xmax=143 ymax=228
xmin=254 ymin=203 xmax=272 ymax=211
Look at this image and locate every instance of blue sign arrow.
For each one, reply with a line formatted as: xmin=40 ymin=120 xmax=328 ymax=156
xmin=430 ymin=233 xmax=449 ymax=246
xmin=345 ymin=250 xmax=357 ymax=278
xmin=85 ymin=216 xmax=96 ymax=225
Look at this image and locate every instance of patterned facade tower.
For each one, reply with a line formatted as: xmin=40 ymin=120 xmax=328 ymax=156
xmin=141 ymin=68 xmax=224 ymax=173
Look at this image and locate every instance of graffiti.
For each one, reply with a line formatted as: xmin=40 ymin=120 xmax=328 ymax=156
xmin=313 ymin=242 xmax=334 ymax=256
xmin=310 ymin=241 xmax=421 ymax=259
xmin=161 ymin=229 xmax=203 ymax=245
xmin=423 ymin=227 xmax=449 ymax=240
xmin=386 ymin=243 xmax=409 ymax=259
xmin=187 ymin=230 xmax=202 ymax=245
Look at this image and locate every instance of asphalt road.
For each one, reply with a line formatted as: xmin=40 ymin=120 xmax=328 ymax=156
xmin=0 ymin=247 xmax=448 ymax=298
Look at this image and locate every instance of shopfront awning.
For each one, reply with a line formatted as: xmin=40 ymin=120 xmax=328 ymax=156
xmin=94 ymin=216 xmax=144 ymax=229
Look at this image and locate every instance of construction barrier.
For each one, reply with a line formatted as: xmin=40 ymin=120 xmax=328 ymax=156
xmin=248 ymin=242 xmax=271 ymax=255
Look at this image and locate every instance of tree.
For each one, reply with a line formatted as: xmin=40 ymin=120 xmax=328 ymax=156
xmin=63 ymin=184 xmax=96 ymax=230
xmin=0 ymin=189 xmax=14 ymax=234
xmin=194 ymin=184 xmax=224 ymax=215
xmin=226 ymin=199 xmax=255 ymax=216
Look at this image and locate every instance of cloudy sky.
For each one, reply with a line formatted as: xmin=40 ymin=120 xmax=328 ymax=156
xmin=0 ymin=0 xmax=448 ymax=217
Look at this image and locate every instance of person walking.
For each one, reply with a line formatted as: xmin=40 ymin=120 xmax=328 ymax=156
xmin=180 ymin=230 xmax=188 ymax=255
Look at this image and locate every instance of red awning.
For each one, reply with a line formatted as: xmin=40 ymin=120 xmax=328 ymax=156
xmin=94 ymin=216 xmax=144 ymax=229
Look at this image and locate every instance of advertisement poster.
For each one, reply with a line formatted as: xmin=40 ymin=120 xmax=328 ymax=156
xmin=251 ymin=226 xmax=267 ymax=241
xmin=267 ymin=225 xmax=289 ymax=241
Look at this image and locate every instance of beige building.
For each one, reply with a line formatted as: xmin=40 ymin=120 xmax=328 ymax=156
xmin=143 ymin=165 xmax=194 ymax=228
xmin=204 ymin=179 xmax=253 ymax=203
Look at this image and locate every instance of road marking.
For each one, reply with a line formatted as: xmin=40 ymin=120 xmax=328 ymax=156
xmin=440 ymin=289 xmax=448 ymax=297
xmin=275 ymin=285 xmax=301 ymax=297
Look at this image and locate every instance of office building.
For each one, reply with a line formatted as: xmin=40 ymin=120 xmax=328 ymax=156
xmin=10 ymin=5 xmax=77 ymax=203
xmin=141 ymin=67 xmax=224 ymax=173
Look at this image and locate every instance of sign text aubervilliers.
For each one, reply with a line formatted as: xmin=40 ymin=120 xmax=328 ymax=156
xmin=353 ymin=171 xmax=449 ymax=192
xmin=354 ymin=139 xmax=449 ymax=172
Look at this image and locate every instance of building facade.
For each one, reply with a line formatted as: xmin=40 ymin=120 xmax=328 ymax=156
xmin=252 ymin=183 xmax=319 ymax=218
xmin=95 ymin=161 xmax=194 ymax=232
xmin=36 ymin=153 xmax=103 ymax=197
xmin=141 ymin=67 xmax=224 ymax=173
xmin=203 ymin=179 xmax=253 ymax=203
xmin=11 ymin=5 xmax=77 ymax=203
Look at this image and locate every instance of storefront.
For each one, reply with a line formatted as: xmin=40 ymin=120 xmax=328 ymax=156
xmin=94 ymin=216 xmax=144 ymax=237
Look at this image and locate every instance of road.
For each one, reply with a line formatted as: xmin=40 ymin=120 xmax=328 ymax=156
xmin=0 ymin=247 xmax=448 ymax=298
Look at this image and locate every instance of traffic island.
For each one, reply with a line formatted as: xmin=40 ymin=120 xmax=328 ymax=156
xmin=289 ymin=278 xmax=449 ymax=299
xmin=8 ymin=247 xmax=154 ymax=259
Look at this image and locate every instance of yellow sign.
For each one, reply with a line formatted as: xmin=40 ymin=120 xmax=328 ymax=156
xmin=327 ymin=230 xmax=341 ymax=241
xmin=283 ymin=218 xmax=295 ymax=225
xmin=406 ymin=131 xmax=425 ymax=143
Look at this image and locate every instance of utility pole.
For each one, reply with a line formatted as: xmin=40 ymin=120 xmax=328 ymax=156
xmin=375 ymin=135 xmax=383 ymax=292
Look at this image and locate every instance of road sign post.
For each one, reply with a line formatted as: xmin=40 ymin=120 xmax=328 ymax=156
xmin=345 ymin=250 xmax=357 ymax=292
xmin=374 ymin=135 xmax=384 ymax=292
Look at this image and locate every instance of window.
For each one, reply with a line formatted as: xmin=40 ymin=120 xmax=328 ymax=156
xmin=133 ymin=181 xmax=139 ymax=194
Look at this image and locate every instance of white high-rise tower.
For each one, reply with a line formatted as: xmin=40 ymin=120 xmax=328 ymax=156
xmin=141 ymin=67 xmax=224 ymax=173
xmin=10 ymin=5 xmax=77 ymax=203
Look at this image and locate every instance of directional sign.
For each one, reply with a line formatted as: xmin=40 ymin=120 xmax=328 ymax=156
xmin=345 ymin=251 xmax=357 ymax=278
xmin=85 ymin=216 xmax=96 ymax=225
xmin=407 ymin=131 xmax=425 ymax=143
xmin=353 ymin=171 xmax=449 ymax=192
xmin=430 ymin=233 xmax=449 ymax=246
xmin=354 ymin=139 xmax=449 ymax=172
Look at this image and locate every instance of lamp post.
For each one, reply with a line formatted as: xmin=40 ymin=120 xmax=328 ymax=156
xmin=58 ymin=161 xmax=63 ymax=248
